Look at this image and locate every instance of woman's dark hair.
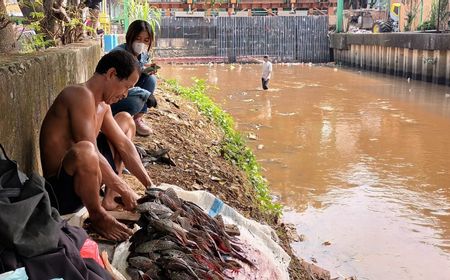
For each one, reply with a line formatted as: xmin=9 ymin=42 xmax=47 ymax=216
xmin=125 ymin=20 xmax=154 ymax=55
xmin=95 ymin=50 xmax=140 ymax=80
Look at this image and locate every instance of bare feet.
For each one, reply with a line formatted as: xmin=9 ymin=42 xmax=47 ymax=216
xmin=102 ymin=194 xmax=120 ymax=210
xmin=90 ymin=211 xmax=132 ymax=241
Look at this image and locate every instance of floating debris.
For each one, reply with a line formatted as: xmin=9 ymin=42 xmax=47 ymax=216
xmin=299 ymin=234 xmax=306 ymax=242
xmin=284 ymin=223 xmax=300 ymax=242
xmin=248 ymin=133 xmax=257 ymax=140
xmin=276 ymin=112 xmax=297 ymax=116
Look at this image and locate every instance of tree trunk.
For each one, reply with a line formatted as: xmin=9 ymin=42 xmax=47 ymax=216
xmin=0 ymin=0 xmax=17 ymax=53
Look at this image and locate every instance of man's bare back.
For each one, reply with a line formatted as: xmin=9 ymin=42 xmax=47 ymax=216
xmin=39 ymin=50 xmax=151 ymax=241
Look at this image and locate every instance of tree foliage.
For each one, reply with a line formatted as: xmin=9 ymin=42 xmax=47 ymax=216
xmin=127 ymin=0 xmax=161 ymax=34
xmin=0 ymin=0 xmax=17 ymax=52
xmin=418 ymin=0 xmax=449 ymax=31
xmin=404 ymin=0 xmax=419 ymax=31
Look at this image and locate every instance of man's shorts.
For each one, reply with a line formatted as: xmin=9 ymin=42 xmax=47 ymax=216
xmin=45 ymin=134 xmax=116 ymax=215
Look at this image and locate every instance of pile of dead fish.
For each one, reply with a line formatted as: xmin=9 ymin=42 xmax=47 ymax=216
xmin=127 ymin=187 xmax=254 ymax=280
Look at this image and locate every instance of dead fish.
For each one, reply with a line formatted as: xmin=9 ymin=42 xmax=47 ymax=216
xmin=126 ymin=267 xmax=143 ymax=280
xmin=222 ymin=259 xmax=242 ymax=272
xmin=147 ymin=251 xmax=161 ymax=261
xmin=129 ymin=228 xmax=160 ymax=251
xmin=176 ymin=216 xmax=193 ymax=231
xmin=164 ymin=188 xmax=182 ymax=206
xmin=150 ymin=218 xmax=191 ymax=245
xmin=159 ymin=256 xmax=199 ymax=280
xmin=206 ymin=229 xmax=232 ymax=254
xmin=194 ymin=269 xmax=230 ymax=280
xmin=191 ymin=250 xmax=223 ymax=274
xmin=224 ymin=224 xmax=240 ymax=237
xmin=167 ymin=270 xmax=196 ymax=280
xmin=159 ymin=193 xmax=182 ymax=212
xmin=128 ymin=256 xmax=155 ymax=272
xmin=136 ymin=201 xmax=173 ymax=216
xmin=143 ymin=265 xmax=161 ymax=279
xmin=135 ymin=144 xmax=147 ymax=158
xmin=188 ymin=228 xmax=221 ymax=261
xmin=135 ymin=239 xmax=181 ymax=254
xmin=144 ymin=187 xmax=165 ymax=199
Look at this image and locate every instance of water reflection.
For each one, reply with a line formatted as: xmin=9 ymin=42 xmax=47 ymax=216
xmin=160 ymin=63 xmax=450 ymax=279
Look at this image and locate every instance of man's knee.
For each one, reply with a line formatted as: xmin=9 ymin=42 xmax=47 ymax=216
xmin=114 ymin=112 xmax=135 ymax=134
xmin=67 ymin=141 xmax=99 ymax=170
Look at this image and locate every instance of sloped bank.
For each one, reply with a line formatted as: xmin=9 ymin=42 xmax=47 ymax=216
xmin=125 ymin=79 xmax=329 ymax=280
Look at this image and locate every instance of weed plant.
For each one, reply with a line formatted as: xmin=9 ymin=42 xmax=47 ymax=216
xmin=166 ymin=79 xmax=282 ymax=217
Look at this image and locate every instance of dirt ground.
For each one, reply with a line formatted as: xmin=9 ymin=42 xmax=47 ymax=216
xmin=123 ymin=82 xmax=326 ymax=280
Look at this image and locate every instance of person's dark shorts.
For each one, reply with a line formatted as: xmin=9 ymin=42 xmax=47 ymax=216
xmin=46 ymin=167 xmax=82 ymax=215
xmin=97 ymin=132 xmax=117 ymax=173
xmin=45 ymin=134 xmax=117 ymax=215
xmin=262 ymin=78 xmax=269 ymax=90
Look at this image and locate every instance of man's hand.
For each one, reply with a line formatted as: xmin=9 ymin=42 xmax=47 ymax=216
xmin=120 ymin=187 xmax=139 ymax=211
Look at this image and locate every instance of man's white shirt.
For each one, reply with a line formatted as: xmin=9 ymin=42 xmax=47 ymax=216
xmin=262 ymin=61 xmax=272 ymax=80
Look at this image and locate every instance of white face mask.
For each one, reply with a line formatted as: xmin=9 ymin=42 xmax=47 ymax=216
xmin=132 ymin=41 xmax=147 ymax=54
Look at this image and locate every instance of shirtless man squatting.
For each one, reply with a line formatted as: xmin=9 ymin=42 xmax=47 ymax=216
xmin=39 ymin=50 xmax=153 ymax=241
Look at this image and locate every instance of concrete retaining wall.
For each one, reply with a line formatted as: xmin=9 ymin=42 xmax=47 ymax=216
xmin=330 ymin=33 xmax=450 ymax=85
xmin=0 ymin=41 xmax=102 ymax=173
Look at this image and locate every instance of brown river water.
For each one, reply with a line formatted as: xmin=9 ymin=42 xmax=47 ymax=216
xmin=159 ymin=63 xmax=450 ymax=280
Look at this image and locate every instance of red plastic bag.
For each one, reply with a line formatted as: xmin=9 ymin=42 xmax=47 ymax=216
xmin=79 ymin=238 xmax=105 ymax=268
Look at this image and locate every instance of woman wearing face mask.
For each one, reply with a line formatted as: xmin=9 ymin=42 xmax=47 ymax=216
xmin=110 ymin=20 xmax=158 ymax=136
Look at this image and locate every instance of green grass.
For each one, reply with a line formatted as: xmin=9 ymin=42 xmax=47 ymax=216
xmin=165 ymin=79 xmax=282 ymax=217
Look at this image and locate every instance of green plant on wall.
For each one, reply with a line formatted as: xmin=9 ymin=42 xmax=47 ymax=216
xmin=404 ymin=0 xmax=419 ymax=31
xmin=17 ymin=0 xmax=87 ymax=52
xmin=126 ymin=0 xmax=161 ymax=33
xmin=16 ymin=0 xmax=55 ymax=52
xmin=418 ymin=0 xmax=449 ymax=31
xmin=435 ymin=0 xmax=449 ymax=30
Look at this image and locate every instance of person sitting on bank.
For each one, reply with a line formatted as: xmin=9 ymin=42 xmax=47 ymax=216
xmin=110 ymin=19 xmax=158 ymax=137
xmin=40 ymin=50 xmax=154 ymax=241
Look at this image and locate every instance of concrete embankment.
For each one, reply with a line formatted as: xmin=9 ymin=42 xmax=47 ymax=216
xmin=330 ymin=33 xmax=450 ymax=85
xmin=0 ymin=41 xmax=101 ymax=173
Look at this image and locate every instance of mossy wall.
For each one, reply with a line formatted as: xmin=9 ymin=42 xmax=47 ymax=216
xmin=0 ymin=41 xmax=102 ymax=174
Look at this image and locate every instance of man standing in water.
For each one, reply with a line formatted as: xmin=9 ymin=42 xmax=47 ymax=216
xmin=40 ymin=50 xmax=153 ymax=241
xmin=261 ymin=55 xmax=273 ymax=90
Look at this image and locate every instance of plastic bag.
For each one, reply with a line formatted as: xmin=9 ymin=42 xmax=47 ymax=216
xmin=79 ymin=238 xmax=104 ymax=268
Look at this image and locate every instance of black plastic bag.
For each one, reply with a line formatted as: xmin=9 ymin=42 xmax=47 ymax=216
xmin=0 ymin=145 xmax=60 ymax=258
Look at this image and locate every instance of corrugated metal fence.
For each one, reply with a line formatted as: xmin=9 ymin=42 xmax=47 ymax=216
xmin=157 ymin=16 xmax=329 ymax=62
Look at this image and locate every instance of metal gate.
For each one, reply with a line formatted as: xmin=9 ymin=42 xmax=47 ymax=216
xmin=157 ymin=16 xmax=330 ymax=62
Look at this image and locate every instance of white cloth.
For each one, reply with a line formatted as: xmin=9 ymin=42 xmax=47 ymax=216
xmin=262 ymin=61 xmax=272 ymax=80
